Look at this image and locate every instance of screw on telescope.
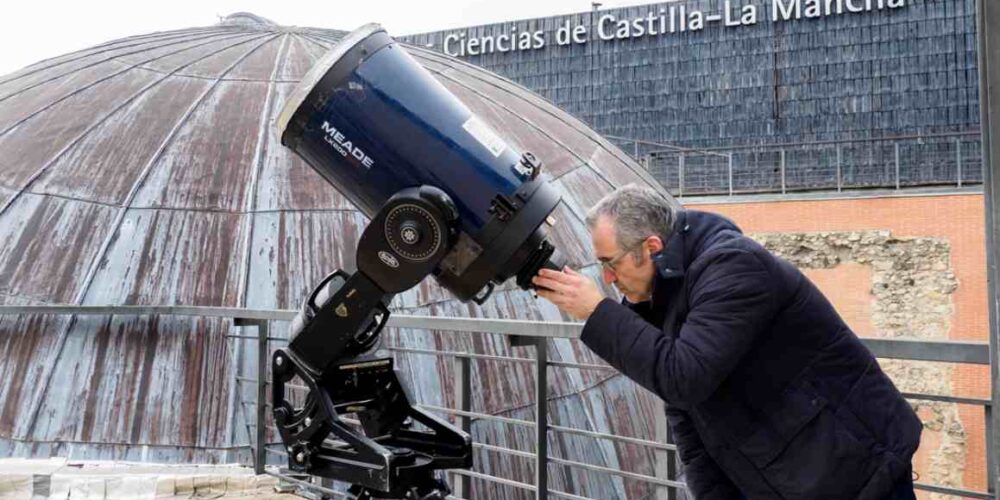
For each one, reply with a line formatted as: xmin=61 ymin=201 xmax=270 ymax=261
xmin=400 ymin=221 xmax=421 ymax=244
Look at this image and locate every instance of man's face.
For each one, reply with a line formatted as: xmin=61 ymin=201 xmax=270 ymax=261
xmin=591 ymin=215 xmax=657 ymax=303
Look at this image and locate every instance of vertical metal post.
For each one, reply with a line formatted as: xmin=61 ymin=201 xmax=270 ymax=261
xmin=894 ymin=142 xmax=901 ymax=190
xmin=256 ymin=320 xmax=268 ymax=475
xmin=453 ymin=356 xmax=472 ymax=499
xmin=836 ymin=145 xmax=843 ymax=192
xmin=634 ymin=140 xmax=640 ymax=160
xmin=957 ymin=137 xmax=964 ymax=187
xmin=655 ymin=405 xmax=677 ymax=500
xmin=868 ymin=142 xmax=874 ymax=184
xmin=988 ymin=404 xmax=995 ymax=496
xmin=977 ymin=0 xmax=1000 ymax=493
xmin=236 ymin=317 xmax=269 ymax=475
xmin=535 ymin=339 xmax=549 ymax=500
xmin=780 ymin=149 xmax=786 ymax=194
xmin=678 ymin=154 xmax=685 ymax=198
xmin=728 ymin=153 xmax=734 ymax=196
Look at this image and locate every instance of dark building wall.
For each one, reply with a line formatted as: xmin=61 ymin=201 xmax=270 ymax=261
xmin=403 ymin=0 xmax=980 ymax=149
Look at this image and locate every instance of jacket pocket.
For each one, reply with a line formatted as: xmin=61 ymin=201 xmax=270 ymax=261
xmin=739 ymin=381 xmax=826 ymax=467
xmin=738 ymin=380 xmax=881 ymax=499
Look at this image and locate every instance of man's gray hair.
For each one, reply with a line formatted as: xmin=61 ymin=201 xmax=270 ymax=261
xmin=585 ymin=184 xmax=680 ymax=254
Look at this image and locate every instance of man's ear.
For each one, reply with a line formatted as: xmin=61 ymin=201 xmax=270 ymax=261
xmin=646 ymin=235 xmax=664 ymax=254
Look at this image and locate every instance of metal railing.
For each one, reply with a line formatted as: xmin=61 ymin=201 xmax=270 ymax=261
xmin=609 ymin=132 xmax=983 ymax=197
xmin=0 ymin=304 xmax=993 ymax=499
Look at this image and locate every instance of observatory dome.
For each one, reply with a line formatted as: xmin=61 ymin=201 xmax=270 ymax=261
xmin=0 ymin=13 xmax=671 ymax=498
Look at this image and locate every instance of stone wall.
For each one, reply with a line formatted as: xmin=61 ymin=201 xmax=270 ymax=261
xmin=751 ymin=230 xmax=963 ymax=497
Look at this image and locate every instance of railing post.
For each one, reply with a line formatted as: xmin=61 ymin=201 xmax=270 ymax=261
xmin=535 ymin=339 xmax=549 ymax=500
xmin=836 ymin=145 xmax=843 ymax=192
xmin=678 ymin=153 xmax=685 ymax=198
xmin=868 ymin=142 xmax=874 ymax=183
xmin=634 ymin=140 xmax=640 ymax=160
xmin=727 ymin=153 xmax=734 ymax=196
xmin=957 ymin=137 xmax=964 ymax=187
xmin=655 ymin=404 xmax=677 ymax=500
xmin=235 ymin=317 xmax=269 ymax=475
xmin=987 ymin=404 xmax=995 ymax=496
xmin=453 ymin=356 xmax=472 ymax=499
xmin=510 ymin=335 xmax=549 ymax=500
xmin=780 ymin=149 xmax=786 ymax=194
xmin=256 ymin=320 xmax=268 ymax=475
xmin=892 ymin=141 xmax=899 ymax=191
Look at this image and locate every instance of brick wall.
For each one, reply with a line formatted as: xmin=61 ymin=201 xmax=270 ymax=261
xmin=688 ymin=192 xmax=988 ymax=496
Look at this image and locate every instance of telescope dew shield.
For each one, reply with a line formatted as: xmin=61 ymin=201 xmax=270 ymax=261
xmin=278 ymin=23 xmax=564 ymax=302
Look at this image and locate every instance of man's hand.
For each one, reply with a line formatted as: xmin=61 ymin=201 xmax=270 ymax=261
xmin=532 ymin=267 xmax=605 ymax=320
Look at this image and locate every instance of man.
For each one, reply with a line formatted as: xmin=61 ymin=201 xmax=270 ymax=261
xmin=532 ymin=184 xmax=921 ymax=500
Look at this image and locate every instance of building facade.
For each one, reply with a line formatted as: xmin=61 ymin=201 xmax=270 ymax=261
xmin=405 ymin=0 xmax=979 ymax=148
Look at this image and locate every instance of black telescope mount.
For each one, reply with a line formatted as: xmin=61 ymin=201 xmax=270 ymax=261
xmin=271 ymin=186 xmax=472 ymax=499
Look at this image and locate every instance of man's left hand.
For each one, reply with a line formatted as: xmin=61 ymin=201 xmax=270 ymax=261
xmin=532 ymin=267 xmax=605 ymax=321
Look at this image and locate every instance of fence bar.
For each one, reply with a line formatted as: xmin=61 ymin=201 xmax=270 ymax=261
xmin=234 ymin=317 xmax=269 ymax=474
xmin=727 ymin=153 xmax=734 ymax=196
xmin=892 ymin=142 xmax=899 ymax=191
xmin=989 ymin=404 xmax=995 ymax=496
xmin=655 ymin=404 xmax=674 ymax=500
xmin=535 ymin=339 xmax=549 ymax=500
xmin=454 ymin=356 xmax=472 ymax=499
xmin=690 ymin=130 xmax=980 ymax=152
xmin=979 ymin=0 xmax=1000 ymax=494
xmin=451 ymin=469 xmax=536 ymax=492
xmin=958 ymin=137 xmax=965 ymax=187
xmin=780 ymin=149 xmax=786 ymax=194
xmin=420 ymin=404 xmax=536 ymax=426
xmin=900 ymin=392 xmax=991 ymax=406
xmin=450 ymin=468 xmax=592 ymax=500
xmin=861 ymin=337 xmax=989 ymax=364
xmin=678 ymin=154 xmax=685 ymax=198
xmin=475 ymin=441 xmax=535 ymax=459
xmin=913 ymin=482 xmax=992 ymax=499
xmin=547 ymin=423 xmax=677 ymax=451
xmin=388 ymin=345 xmax=614 ymax=371
xmin=422 ymin=402 xmax=678 ymax=451
xmin=256 ymin=321 xmax=269 ymax=474
xmin=548 ymin=455 xmax=686 ymax=489
xmin=836 ymin=145 xmax=843 ymax=192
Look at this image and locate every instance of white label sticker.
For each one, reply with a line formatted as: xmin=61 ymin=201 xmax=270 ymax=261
xmin=462 ymin=115 xmax=507 ymax=158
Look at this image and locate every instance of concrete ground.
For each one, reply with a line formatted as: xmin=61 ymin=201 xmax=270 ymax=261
xmin=0 ymin=458 xmax=304 ymax=499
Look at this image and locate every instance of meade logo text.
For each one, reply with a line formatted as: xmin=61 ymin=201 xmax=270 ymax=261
xmin=320 ymin=121 xmax=375 ymax=169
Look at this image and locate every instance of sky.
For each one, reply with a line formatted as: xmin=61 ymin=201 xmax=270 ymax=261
xmin=0 ymin=0 xmax=660 ymax=76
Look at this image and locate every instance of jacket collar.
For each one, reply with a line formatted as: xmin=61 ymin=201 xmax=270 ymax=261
xmin=623 ymin=209 xmax=742 ymax=312
xmin=652 ymin=210 xmax=689 ymax=281
xmin=622 ymin=210 xmax=689 ymax=317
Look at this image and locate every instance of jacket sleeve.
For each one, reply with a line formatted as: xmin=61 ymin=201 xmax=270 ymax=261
xmin=667 ymin=405 xmax=742 ymax=500
xmin=580 ymin=248 xmax=778 ymax=408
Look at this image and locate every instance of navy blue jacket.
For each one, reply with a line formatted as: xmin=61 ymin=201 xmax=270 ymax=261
xmin=581 ymin=210 xmax=921 ymax=500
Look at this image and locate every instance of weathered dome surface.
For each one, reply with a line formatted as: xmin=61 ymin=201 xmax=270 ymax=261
xmin=0 ymin=15 xmax=671 ymax=498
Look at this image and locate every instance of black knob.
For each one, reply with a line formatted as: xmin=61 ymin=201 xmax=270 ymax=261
xmin=399 ymin=220 xmax=421 ymax=245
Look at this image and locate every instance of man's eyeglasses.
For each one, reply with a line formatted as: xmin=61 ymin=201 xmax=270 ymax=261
xmin=599 ymin=242 xmax=643 ymax=274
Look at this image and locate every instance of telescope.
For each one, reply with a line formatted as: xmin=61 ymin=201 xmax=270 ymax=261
xmin=271 ymin=24 xmax=565 ymax=498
